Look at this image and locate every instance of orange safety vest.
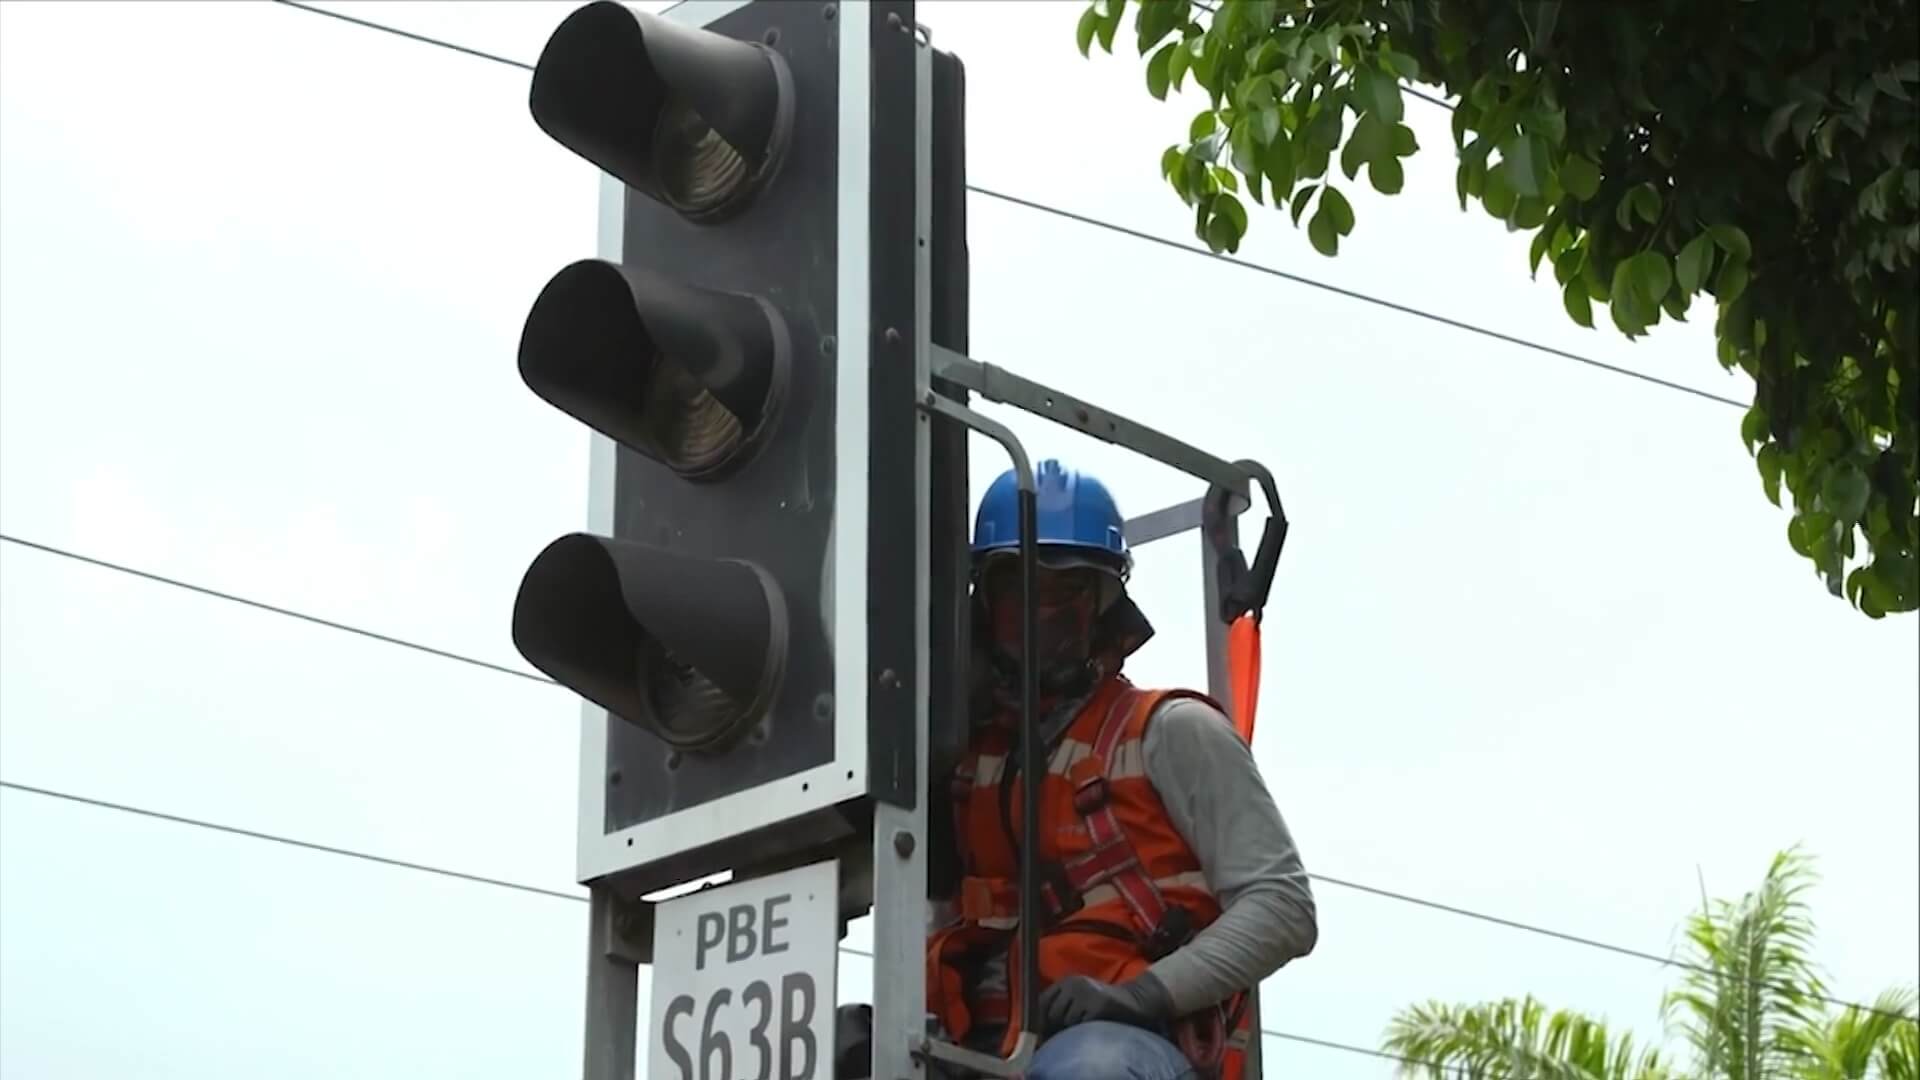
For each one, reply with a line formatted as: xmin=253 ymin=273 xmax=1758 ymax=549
xmin=924 ymin=675 xmax=1253 ymax=1080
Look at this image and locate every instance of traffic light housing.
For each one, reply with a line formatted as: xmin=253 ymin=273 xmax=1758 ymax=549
xmin=513 ymin=0 xmax=967 ymax=908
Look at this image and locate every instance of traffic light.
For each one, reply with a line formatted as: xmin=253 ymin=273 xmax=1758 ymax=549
xmin=512 ymin=0 xmax=962 ymax=904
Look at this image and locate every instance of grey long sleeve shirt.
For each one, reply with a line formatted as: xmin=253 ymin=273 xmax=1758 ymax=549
xmin=1138 ymin=695 xmax=1318 ymax=1015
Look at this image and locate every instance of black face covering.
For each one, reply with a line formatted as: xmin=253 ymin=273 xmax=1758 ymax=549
xmin=968 ymin=558 xmax=1156 ymax=742
xmin=983 ymin=564 xmax=1105 ymax=699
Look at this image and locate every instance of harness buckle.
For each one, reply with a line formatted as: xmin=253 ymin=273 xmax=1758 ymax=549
xmin=1071 ymin=776 xmax=1110 ymax=814
xmin=1143 ymin=905 xmax=1193 ymax=961
xmin=1037 ymin=862 xmax=1084 ymax=924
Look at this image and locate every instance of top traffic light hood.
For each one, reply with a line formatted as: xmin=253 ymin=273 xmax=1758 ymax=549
xmin=530 ymin=0 xmax=795 ymax=223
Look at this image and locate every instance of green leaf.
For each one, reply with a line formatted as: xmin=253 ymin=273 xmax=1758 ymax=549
xmin=1243 ymin=0 xmax=1277 ymax=34
xmin=1160 ymin=145 xmax=1183 ymax=181
xmin=1553 ymin=241 xmax=1587 ymax=285
xmin=1526 ymin=101 xmax=1567 ymax=146
xmin=1630 ymin=251 xmax=1674 ymax=307
xmin=1191 ymin=33 xmax=1220 ymax=93
xmin=1190 ymin=110 xmax=1218 ymax=141
xmin=1211 ymin=165 xmax=1239 ymax=193
xmin=1740 ymin=405 xmax=1769 ymax=452
xmin=1358 ymin=65 xmax=1404 ymax=124
xmin=1502 ymin=134 xmax=1550 ymax=197
xmin=1383 ymin=50 xmax=1421 ymax=80
xmin=1147 ymin=42 xmax=1176 ymax=100
xmin=1256 ymin=105 xmax=1282 ymax=147
xmin=1391 ymin=123 xmax=1419 ymax=156
xmin=1263 ymin=132 xmax=1297 ymax=198
xmin=1675 ymin=233 xmax=1716 ymax=294
xmin=1231 ymin=119 xmax=1259 ymax=178
xmin=1290 ymin=183 xmax=1319 ymax=225
xmin=1757 ymin=443 xmax=1784 ymax=506
xmin=1184 ymin=152 xmax=1213 ymax=200
xmin=1305 ymin=91 xmax=1347 ymax=157
xmin=1716 ymin=256 xmax=1751 ymax=304
xmin=1483 ymin=165 xmax=1517 ymax=218
xmin=1312 ymin=27 xmax=1342 ymax=64
xmin=1369 ymin=155 xmax=1404 ymax=194
xmin=1095 ymin=0 xmax=1125 ymax=52
xmin=1633 ymin=183 xmax=1662 ymax=225
xmin=1076 ymin=6 xmax=1100 ymax=57
xmin=1708 ymin=224 xmax=1751 ymax=261
xmin=1207 ymin=193 xmax=1249 ymax=253
xmin=1787 ymin=511 xmax=1834 ymax=558
xmin=1342 ymin=113 xmax=1390 ymax=180
xmin=1307 ymin=201 xmax=1339 ymax=255
xmin=1530 ymin=227 xmax=1554 ymax=277
xmin=1559 ymin=155 xmax=1601 ymax=200
xmin=1613 ymin=190 xmax=1638 ymax=230
xmin=1450 ymin=99 xmax=1475 ymax=149
xmin=1610 ymin=290 xmax=1649 ymax=337
xmin=1822 ymin=463 xmax=1871 ymax=523
xmin=1135 ymin=0 xmax=1183 ymax=53
xmin=1513 ymin=196 xmax=1549 ymax=230
xmin=1244 ymin=39 xmax=1277 ymax=76
xmin=1320 ymin=185 xmax=1355 ymax=234
xmin=1563 ymin=279 xmax=1594 ymax=327
xmin=1762 ymin=101 xmax=1802 ymax=153
xmin=1169 ymin=34 xmax=1194 ymax=89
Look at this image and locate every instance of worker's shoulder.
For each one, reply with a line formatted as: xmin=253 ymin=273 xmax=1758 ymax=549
xmin=1130 ymin=687 xmax=1234 ymax=741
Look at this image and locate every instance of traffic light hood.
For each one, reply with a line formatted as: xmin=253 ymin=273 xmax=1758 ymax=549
xmin=518 ymin=258 xmax=791 ymax=481
xmin=529 ymin=0 xmax=795 ymax=222
xmin=513 ymin=533 xmax=789 ymax=753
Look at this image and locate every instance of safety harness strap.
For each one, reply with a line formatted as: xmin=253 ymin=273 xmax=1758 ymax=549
xmin=1061 ymin=687 xmax=1172 ymax=942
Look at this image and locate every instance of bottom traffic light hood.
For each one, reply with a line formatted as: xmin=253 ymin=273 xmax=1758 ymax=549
xmin=512 ymin=533 xmax=788 ymax=753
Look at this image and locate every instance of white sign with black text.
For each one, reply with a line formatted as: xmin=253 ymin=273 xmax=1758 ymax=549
xmin=648 ymin=859 xmax=840 ymax=1080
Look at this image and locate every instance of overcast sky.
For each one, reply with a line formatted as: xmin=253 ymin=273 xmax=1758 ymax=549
xmin=2 ymin=2 xmax=1915 ymax=1077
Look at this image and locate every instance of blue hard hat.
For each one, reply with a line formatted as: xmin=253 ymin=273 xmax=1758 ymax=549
xmin=971 ymin=459 xmax=1128 ymax=572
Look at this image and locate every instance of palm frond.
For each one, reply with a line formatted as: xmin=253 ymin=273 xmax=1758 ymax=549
xmin=1383 ymin=996 xmax=1674 ymax=1080
xmin=1785 ymin=986 xmax=1918 ymax=1079
xmin=1878 ymin=1006 xmax=1919 ymax=1080
xmin=1661 ymin=847 xmax=1830 ymax=1079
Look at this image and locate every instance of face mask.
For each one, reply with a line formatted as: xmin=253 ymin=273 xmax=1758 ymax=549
xmin=980 ymin=564 xmax=1101 ymax=694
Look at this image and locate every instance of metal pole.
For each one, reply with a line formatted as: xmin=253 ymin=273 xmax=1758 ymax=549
xmin=581 ymin=887 xmax=639 ymax=1080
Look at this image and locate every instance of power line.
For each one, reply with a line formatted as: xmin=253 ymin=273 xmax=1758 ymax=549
xmin=2 ymin=778 xmax=1463 ymax=1073
xmin=272 ymin=0 xmax=532 ymax=70
xmin=0 ymin=778 xmax=584 ymax=903
xmin=965 ymin=184 xmax=1745 ymax=410
xmin=6 ymin=531 xmax=1911 ymax=1025
xmin=265 ymin=0 xmax=1746 ymax=413
xmin=0 ymin=534 xmax=553 ymax=687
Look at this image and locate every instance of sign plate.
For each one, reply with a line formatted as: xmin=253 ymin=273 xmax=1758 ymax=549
xmin=648 ymin=860 xmax=840 ymax=1080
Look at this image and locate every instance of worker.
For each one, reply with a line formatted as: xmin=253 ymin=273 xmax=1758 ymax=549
xmin=921 ymin=458 xmax=1319 ymax=1080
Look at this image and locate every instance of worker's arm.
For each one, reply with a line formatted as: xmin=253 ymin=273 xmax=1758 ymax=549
xmin=1140 ymin=695 xmax=1318 ymax=1017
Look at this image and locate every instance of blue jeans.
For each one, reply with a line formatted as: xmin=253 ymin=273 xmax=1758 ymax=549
xmin=1027 ymin=1021 xmax=1192 ymax=1080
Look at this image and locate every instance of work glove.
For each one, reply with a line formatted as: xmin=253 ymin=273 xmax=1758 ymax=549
xmin=1035 ymin=973 xmax=1175 ymax=1035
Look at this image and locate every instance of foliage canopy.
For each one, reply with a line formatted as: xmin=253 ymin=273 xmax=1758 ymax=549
xmin=1079 ymin=0 xmax=1919 ymax=617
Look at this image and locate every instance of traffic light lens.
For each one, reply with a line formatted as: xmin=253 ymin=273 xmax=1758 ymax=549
xmin=640 ymin=638 xmax=753 ymax=749
xmin=655 ymin=100 xmax=754 ymax=220
xmin=644 ymin=358 xmax=747 ymax=477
